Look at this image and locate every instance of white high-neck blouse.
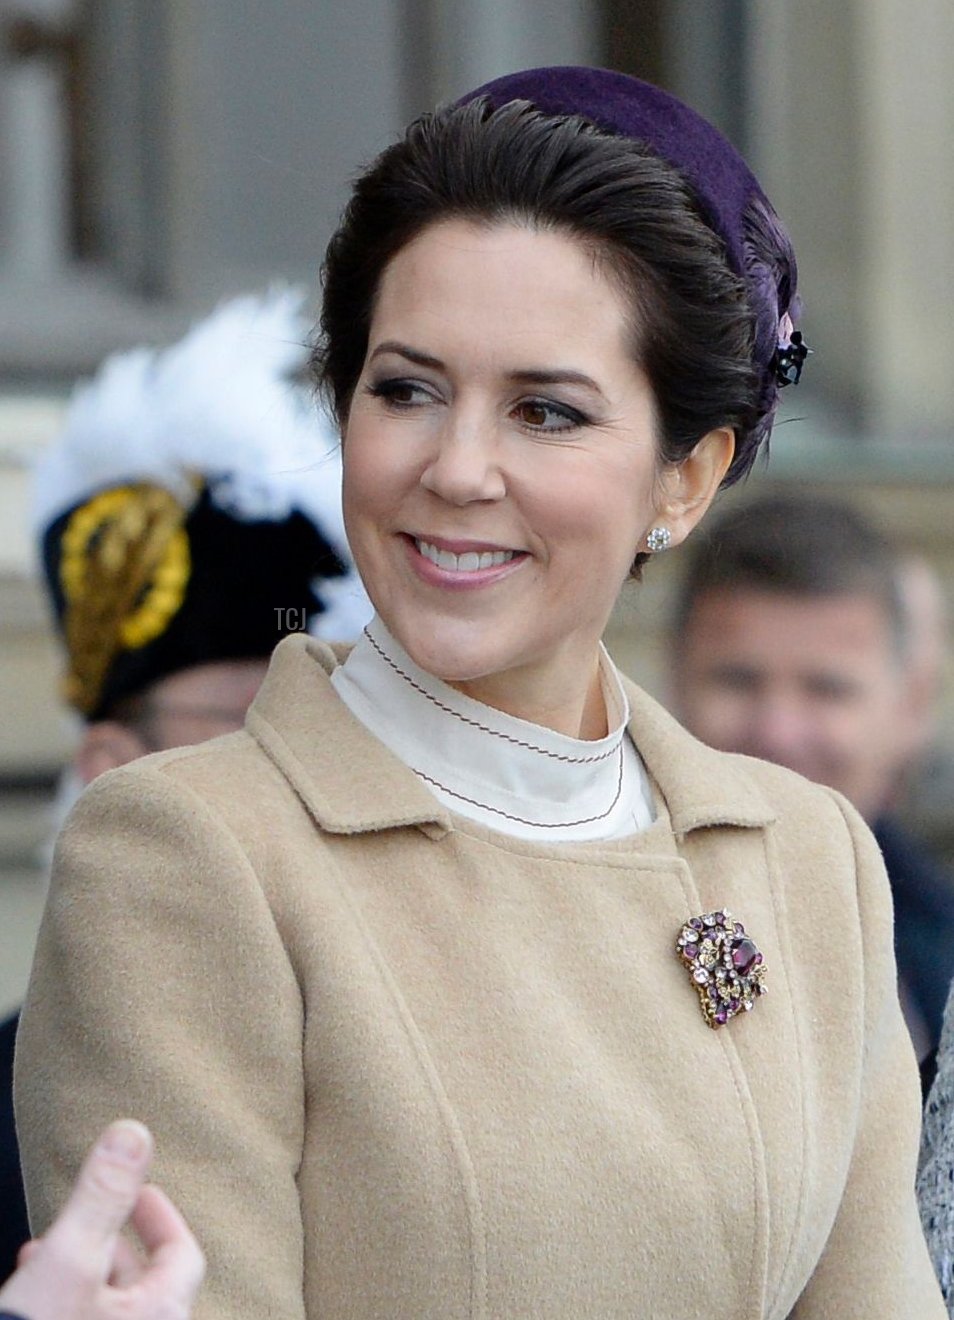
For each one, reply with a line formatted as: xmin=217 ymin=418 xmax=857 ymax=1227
xmin=330 ymin=616 xmax=654 ymax=842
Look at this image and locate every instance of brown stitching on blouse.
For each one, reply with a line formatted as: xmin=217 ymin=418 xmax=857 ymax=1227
xmin=412 ymin=743 xmax=626 ymax=829
xmin=364 ymin=628 xmax=620 ymax=765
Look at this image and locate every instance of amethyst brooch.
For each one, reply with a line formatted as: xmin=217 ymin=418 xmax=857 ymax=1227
xmin=676 ymin=910 xmax=767 ymax=1029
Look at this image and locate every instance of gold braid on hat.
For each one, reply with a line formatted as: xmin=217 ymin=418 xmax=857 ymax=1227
xmin=59 ymin=483 xmax=192 ymax=715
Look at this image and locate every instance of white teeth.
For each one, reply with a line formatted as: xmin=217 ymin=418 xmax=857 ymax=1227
xmin=416 ymin=540 xmax=515 ymax=572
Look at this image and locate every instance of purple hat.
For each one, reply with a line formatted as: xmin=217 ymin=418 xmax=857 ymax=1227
xmin=464 ymin=66 xmax=766 ymax=281
xmin=461 ymin=67 xmax=804 ymax=395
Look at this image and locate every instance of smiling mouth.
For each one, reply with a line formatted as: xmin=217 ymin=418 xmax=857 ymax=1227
xmin=415 ymin=538 xmax=516 ymax=572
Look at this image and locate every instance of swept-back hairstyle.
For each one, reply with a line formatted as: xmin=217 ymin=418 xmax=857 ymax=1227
xmin=314 ymin=98 xmax=796 ymax=490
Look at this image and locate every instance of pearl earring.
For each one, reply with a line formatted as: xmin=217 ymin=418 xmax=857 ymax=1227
xmin=646 ymin=526 xmax=672 ymax=553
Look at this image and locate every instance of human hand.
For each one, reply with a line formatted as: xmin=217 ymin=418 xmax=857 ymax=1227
xmin=0 ymin=1119 xmax=204 ymax=1320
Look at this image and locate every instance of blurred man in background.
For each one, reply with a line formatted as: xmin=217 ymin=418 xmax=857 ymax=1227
xmin=671 ymin=493 xmax=954 ymax=1093
xmin=0 ymin=289 xmax=369 ymax=1279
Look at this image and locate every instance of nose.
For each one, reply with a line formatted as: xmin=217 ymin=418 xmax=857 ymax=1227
xmin=419 ymin=411 xmax=506 ymax=506
xmin=749 ymin=694 xmax=812 ymax=770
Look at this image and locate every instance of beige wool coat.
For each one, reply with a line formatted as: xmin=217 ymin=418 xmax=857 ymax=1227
xmin=16 ymin=635 xmax=944 ymax=1318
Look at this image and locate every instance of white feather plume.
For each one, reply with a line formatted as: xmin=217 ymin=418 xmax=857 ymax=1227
xmin=33 ymin=288 xmax=371 ymax=641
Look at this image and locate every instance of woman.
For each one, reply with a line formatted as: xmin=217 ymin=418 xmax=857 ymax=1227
xmin=16 ymin=67 xmax=943 ymax=1317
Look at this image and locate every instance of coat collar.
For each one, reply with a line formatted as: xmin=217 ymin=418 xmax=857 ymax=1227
xmin=246 ymin=635 xmax=776 ymax=838
xmin=617 ymin=674 xmax=776 ymax=835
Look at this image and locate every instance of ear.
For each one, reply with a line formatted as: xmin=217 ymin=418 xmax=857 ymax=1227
xmin=653 ymin=427 xmax=735 ymax=548
xmin=74 ymin=721 xmax=149 ymax=786
xmin=895 ymin=660 xmax=938 ymax=772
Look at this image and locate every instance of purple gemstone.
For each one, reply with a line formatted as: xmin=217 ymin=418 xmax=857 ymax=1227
xmin=731 ymin=937 xmax=759 ymax=976
xmin=734 ymin=922 xmax=745 ymax=935
xmin=684 ymin=943 xmax=698 ymax=959
xmin=729 ymin=998 xmax=741 ymax=1012
xmin=715 ymin=1009 xmax=728 ymax=1025
xmin=690 ymin=918 xmax=703 ymax=931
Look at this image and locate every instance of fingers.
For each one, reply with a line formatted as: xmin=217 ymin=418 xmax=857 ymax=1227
xmin=15 ymin=1239 xmax=40 ymax=1268
xmin=45 ymin=1119 xmax=154 ymax=1261
xmin=0 ymin=1121 xmax=153 ymax=1318
xmin=132 ymin=1184 xmax=206 ymax=1307
xmin=107 ymin=1233 xmax=145 ymax=1289
xmin=0 ymin=1123 xmax=204 ymax=1320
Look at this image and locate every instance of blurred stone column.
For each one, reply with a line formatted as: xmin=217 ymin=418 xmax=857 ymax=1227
xmin=0 ymin=0 xmax=77 ymax=283
xmin=411 ymin=0 xmax=599 ymax=107
xmin=746 ymin=0 xmax=954 ymax=443
xmin=661 ymin=0 xmax=749 ymax=147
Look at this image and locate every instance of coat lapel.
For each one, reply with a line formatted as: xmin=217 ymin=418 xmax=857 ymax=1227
xmin=246 ymin=635 xmax=452 ymax=836
xmin=619 ymin=676 xmax=776 ymax=836
xmin=246 ymin=635 xmax=775 ymax=840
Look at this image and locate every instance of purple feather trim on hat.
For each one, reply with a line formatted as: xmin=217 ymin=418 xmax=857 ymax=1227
xmin=461 ymin=66 xmax=769 ymax=282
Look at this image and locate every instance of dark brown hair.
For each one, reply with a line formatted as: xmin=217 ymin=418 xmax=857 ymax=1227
xmin=314 ymin=97 xmax=787 ymax=500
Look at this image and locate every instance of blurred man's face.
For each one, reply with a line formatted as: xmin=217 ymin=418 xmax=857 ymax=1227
xmin=674 ymin=587 xmax=908 ymax=821
xmin=75 ymin=658 xmax=269 ymax=787
xmin=139 ymin=659 xmax=268 ymax=751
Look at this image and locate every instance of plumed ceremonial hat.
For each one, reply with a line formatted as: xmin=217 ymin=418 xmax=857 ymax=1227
xmin=36 ymin=289 xmax=370 ymax=719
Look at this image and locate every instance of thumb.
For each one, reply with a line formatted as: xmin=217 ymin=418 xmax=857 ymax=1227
xmin=45 ymin=1120 xmax=154 ymax=1257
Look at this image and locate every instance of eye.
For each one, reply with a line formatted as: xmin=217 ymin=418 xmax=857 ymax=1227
xmin=705 ymin=665 xmax=760 ymax=695
xmin=365 ymin=378 xmax=437 ymax=409
xmin=805 ymin=675 xmax=858 ymax=703
xmin=512 ymin=398 xmax=587 ymax=433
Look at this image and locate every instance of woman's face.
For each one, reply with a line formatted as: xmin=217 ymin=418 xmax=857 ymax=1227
xmin=342 ymin=219 xmax=723 ymax=731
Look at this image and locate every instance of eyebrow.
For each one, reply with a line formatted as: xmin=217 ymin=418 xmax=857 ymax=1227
xmin=369 ymin=341 xmax=607 ymax=398
xmin=370 ymin=341 xmax=444 ymax=371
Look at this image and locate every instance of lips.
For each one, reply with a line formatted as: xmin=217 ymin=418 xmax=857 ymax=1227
xmin=414 ymin=535 xmax=530 ymax=572
xmin=415 ymin=538 xmax=515 ymax=573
